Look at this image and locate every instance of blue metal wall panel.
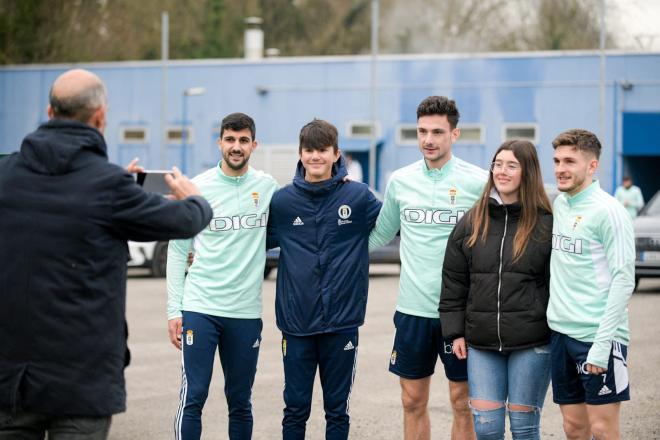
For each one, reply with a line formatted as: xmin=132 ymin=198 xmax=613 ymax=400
xmin=623 ymin=112 xmax=660 ymax=156
xmin=2 ymin=52 xmax=660 ymax=194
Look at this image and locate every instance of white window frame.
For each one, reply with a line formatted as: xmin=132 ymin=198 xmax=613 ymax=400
xmin=395 ymin=123 xmax=418 ymax=146
xmin=456 ymin=123 xmax=485 ymax=144
xmin=119 ymin=126 xmax=149 ymax=144
xmin=502 ymin=123 xmax=539 ymax=144
xmin=249 ymin=143 xmax=299 ymax=186
xmin=345 ymin=120 xmax=381 ymax=139
xmin=166 ymin=125 xmax=195 ymax=144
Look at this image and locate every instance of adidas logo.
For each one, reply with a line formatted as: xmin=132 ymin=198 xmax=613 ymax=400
xmin=598 ymin=384 xmax=612 ymax=396
xmin=292 ymin=217 xmax=304 ymax=226
xmin=252 ymin=339 xmax=260 ymax=348
xmin=343 ymin=341 xmax=355 ymax=351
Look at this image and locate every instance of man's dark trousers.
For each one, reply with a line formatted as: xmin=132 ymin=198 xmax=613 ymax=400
xmin=0 ymin=410 xmax=111 ymax=440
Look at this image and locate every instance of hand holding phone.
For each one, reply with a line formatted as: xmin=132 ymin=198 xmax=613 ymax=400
xmin=165 ymin=167 xmax=202 ymax=199
xmin=136 ymin=170 xmax=174 ymax=195
xmin=138 ymin=167 xmax=202 ymax=200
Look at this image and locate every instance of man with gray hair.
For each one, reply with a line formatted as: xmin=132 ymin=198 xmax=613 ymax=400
xmin=0 ymin=69 xmax=213 ymax=439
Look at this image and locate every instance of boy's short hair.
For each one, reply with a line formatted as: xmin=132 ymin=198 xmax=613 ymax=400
xmin=416 ymin=96 xmax=460 ymax=128
xmin=552 ymin=129 xmax=601 ymax=160
xmin=220 ymin=113 xmax=256 ymax=140
xmin=299 ymin=119 xmax=338 ymax=154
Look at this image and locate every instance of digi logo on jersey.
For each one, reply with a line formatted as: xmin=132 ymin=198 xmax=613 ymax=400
xmin=552 ymin=233 xmax=583 ymax=254
xmin=209 ymin=213 xmax=268 ymax=231
xmin=402 ymin=208 xmax=467 ymax=225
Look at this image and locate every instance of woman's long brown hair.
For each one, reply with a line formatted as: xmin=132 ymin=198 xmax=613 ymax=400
xmin=466 ymin=140 xmax=552 ymax=262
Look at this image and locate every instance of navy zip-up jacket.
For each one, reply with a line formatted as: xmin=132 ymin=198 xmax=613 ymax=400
xmin=0 ymin=120 xmax=212 ymax=417
xmin=267 ymin=157 xmax=381 ymax=336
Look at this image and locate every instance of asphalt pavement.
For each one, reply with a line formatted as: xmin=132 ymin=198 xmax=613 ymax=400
xmin=111 ymin=267 xmax=660 ymax=439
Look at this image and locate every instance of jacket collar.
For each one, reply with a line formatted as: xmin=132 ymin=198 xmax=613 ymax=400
xmin=422 ymin=156 xmax=455 ymax=180
xmin=565 ymin=180 xmax=600 ymax=207
xmin=216 ymin=161 xmax=252 ymax=185
xmin=488 ymin=188 xmax=522 ymax=219
xmin=20 ymin=119 xmax=107 ymax=175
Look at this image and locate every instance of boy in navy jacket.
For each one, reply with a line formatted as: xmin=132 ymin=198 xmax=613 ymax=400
xmin=267 ymin=119 xmax=381 ymax=439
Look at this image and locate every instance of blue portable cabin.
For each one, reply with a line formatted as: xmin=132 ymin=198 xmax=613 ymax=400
xmin=1 ymin=50 xmax=659 ymax=198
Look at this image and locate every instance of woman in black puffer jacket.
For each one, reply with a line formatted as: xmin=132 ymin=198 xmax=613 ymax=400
xmin=439 ymin=140 xmax=553 ymax=440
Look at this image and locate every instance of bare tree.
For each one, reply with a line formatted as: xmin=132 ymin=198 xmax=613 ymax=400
xmin=0 ymin=0 xmax=621 ymax=65
xmin=379 ymin=0 xmax=514 ymax=53
xmin=379 ymin=0 xmax=616 ymax=53
xmin=503 ymin=0 xmax=616 ymax=50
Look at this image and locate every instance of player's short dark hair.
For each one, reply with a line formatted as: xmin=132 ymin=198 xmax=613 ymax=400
xmin=552 ymin=129 xmax=601 ymax=159
xmin=299 ymin=119 xmax=338 ymax=154
xmin=220 ymin=113 xmax=256 ymax=140
xmin=416 ymin=96 xmax=460 ymax=128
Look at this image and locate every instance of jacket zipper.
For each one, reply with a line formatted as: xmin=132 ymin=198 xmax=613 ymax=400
xmin=496 ymin=206 xmax=508 ymax=351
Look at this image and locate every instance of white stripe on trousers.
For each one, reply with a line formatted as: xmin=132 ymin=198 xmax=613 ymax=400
xmin=174 ymin=343 xmax=188 ymax=440
xmin=345 ymin=346 xmax=359 ymax=416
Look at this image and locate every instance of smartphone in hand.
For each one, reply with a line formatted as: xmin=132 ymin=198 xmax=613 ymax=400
xmin=136 ymin=170 xmax=173 ymax=195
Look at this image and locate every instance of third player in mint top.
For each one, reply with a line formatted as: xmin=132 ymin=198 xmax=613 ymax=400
xmin=548 ymin=178 xmax=634 ymax=366
xmin=369 ymin=96 xmax=487 ymax=440
xmin=369 ymin=155 xmax=487 ymax=318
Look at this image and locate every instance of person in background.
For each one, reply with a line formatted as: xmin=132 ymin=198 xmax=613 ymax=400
xmin=0 ymin=68 xmax=212 ymax=439
xmin=614 ymin=176 xmax=644 ymax=218
xmin=440 ymin=140 xmax=553 ymax=440
xmin=345 ymin=152 xmax=364 ymax=183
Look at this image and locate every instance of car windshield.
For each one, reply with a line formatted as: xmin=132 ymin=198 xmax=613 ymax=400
xmin=643 ymin=191 xmax=660 ymax=216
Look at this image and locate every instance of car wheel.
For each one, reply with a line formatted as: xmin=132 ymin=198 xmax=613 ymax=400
xmin=151 ymin=242 xmax=169 ymax=278
xmin=634 ymin=275 xmax=640 ymax=292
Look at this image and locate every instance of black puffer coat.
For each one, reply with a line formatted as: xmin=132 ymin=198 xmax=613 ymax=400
xmin=439 ymin=196 xmax=552 ymax=351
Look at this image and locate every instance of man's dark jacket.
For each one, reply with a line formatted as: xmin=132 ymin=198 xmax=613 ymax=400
xmin=439 ymin=196 xmax=553 ymax=351
xmin=0 ymin=120 xmax=213 ymax=417
xmin=267 ymin=157 xmax=381 ymax=336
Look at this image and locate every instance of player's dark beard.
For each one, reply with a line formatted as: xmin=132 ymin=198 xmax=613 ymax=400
xmin=224 ymin=150 xmax=249 ymax=171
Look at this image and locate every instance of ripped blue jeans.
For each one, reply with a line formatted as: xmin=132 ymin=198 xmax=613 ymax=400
xmin=467 ymin=345 xmax=551 ymax=440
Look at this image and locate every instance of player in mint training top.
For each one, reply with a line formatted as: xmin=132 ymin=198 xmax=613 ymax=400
xmin=166 ymin=113 xmax=279 ymax=440
xmin=547 ymin=129 xmax=635 ymax=440
xmin=614 ymin=176 xmax=644 ymax=218
xmin=369 ymin=96 xmax=487 ymax=440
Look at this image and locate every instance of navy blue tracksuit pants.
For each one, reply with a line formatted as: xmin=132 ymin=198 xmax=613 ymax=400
xmin=175 ymin=311 xmax=262 ymax=440
xmin=282 ymin=330 xmax=359 ymax=440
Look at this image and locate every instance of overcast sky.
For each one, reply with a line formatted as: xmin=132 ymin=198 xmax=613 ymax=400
xmin=612 ymin=0 xmax=660 ymax=50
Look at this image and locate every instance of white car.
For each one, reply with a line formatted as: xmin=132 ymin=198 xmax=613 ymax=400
xmin=127 ymin=241 xmax=169 ymax=277
xmin=634 ymin=190 xmax=660 ymax=290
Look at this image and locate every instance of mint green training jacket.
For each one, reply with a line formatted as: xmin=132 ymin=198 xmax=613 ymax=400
xmin=167 ymin=164 xmax=279 ymax=320
xmin=547 ymin=180 xmax=635 ymax=368
xmin=369 ymin=157 xmax=488 ymax=318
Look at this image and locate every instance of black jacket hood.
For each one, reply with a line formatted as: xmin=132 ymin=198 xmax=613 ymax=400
xmin=20 ymin=119 xmax=107 ymax=175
